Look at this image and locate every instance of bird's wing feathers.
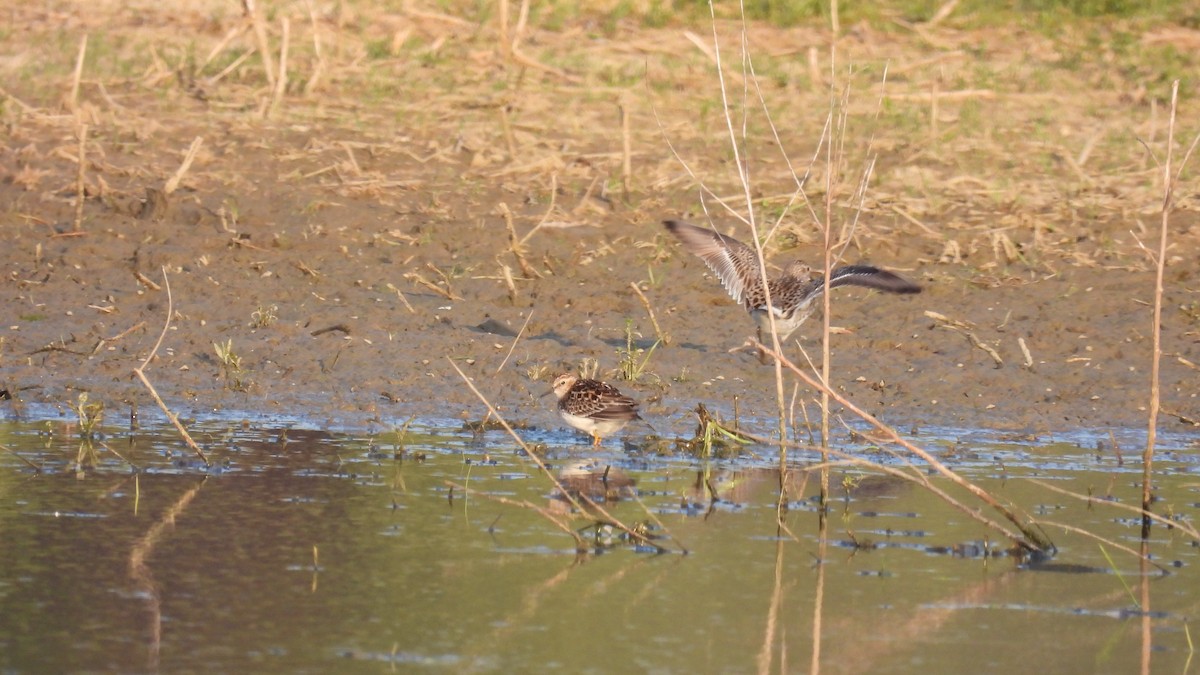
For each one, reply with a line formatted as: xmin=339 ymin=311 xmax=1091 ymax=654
xmin=828 ymin=265 xmax=922 ymax=294
xmin=663 ymin=220 xmax=758 ymax=306
xmin=565 ymin=381 xmax=639 ymax=420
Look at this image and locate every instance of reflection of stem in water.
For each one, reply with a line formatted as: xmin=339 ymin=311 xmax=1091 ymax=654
xmin=446 ymin=481 xmax=586 ymax=552
xmin=99 ymin=441 xmax=139 ymax=472
xmin=128 ymin=478 xmax=205 ymax=671
xmin=312 ymin=544 xmax=320 ymax=594
xmin=462 ymin=551 xmax=670 ymax=673
xmin=1029 ymin=479 xmax=1199 ymax=543
xmin=757 ymin=534 xmax=790 ymax=674
xmin=458 ymin=560 xmax=580 ymax=673
xmin=74 ymin=440 xmax=99 ymax=477
xmin=1183 ymin=623 xmax=1195 ymax=674
xmin=1140 ymin=539 xmax=1152 ymax=674
xmin=753 ymin=337 xmax=1052 ymax=554
xmin=462 ymin=461 xmax=474 ymax=525
xmin=0 ymin=443 xmax=43 ymax=472
xmin=809 ymin=517 xmax=828 ymax=675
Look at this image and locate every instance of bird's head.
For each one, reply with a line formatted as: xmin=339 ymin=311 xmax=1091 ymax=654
xmin=549 ymin=373 xmax=579 ymax=399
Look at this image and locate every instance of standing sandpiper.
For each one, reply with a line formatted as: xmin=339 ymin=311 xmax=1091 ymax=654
xmin=664 ymin=220 xmax=921 ymax=357
xmin=549 ymin=374 xmax=642 ymax=446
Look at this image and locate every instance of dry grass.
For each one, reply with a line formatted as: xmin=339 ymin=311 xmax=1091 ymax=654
xmin=2 ymin=2 xmax=1194 ymax=251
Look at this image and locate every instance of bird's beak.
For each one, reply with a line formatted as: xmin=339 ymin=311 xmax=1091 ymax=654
xmin=538 ymin=390 xmax=553 ymax=399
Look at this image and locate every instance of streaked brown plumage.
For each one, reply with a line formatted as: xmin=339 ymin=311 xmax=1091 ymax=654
xmin=664 ymin=220 xmax=921 ymax=350
xmin=551 ymin=374 xmax=641 ymax=446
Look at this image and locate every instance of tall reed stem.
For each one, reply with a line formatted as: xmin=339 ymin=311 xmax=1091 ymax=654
xmin=1141 ymin=81 xmax=1178 ymax=538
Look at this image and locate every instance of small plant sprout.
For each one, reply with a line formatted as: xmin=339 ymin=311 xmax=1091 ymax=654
xmin=691 ymin=403 xmax=751 ymax=460
xmin=73 ymin=392 xmax=104 ymax=440
xmin=580 ymin=357 xmax=599 ymax=380
xmin=525 ymin=362 xmax=551 ymax=381
xmin=617 ymin=319 xmax=660 ymax=382
xmin=214 ymin=339 xmax=249 ymax=391
xmin=250 ymin=304 xmax=278 ymax=328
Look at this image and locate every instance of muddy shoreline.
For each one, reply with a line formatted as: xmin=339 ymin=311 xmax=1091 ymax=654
xmin=2 ymin=6 xmax=1198 ymax=440
xmin=3 ymin=180 xmax=1196 ymax=439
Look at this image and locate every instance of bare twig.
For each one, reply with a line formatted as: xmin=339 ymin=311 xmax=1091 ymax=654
xmin=495 ymin=311 xmax=534 ymax=374
xmin=73 ymin=123 xmax=87 ymax=231
xmin=303 ymin=0 xmax=325 ymax=94
xmin=1141 ymin=80 xmax=1177 ymax=538
xmin=1029 ymin=478 xmax=1198 ymax=542
xmin=499 ymin=262 xmax=518 ymax=301
xmin=1018 ymin=337 xmax=1034 ymax=369
xmin=499 ymin=203 xmax=540 ymax=278
xmin=498 ymin=104 xmax=517 ymax=159
xmin=133 ymin=269 xmax=209 ymax=465
xmin=385 ymin=282 xmax=415 ymax=314
xmin=266 ymin=17 xmax=290 ymax=118
xmin=926 ymin=0 xmax=960 ymax=26
xmin=134 ymin=270 xmax=163 ymax=291
xmin=518 ymin=174 xmax=558 ymax=246
xmin=1038 ymin=520 xmax=1166 ymax=573
xmin=163 ymin=137 xmax=203 ymax=196
xmin=926 ymin=311 xmax=1003 ymax=367
xmin=629 ymin=282 xmax=669 ymax=346
xmin=242 ymin=0 xmax=276 ymax=87
xmin=620 ymin=98 xmax=632 ymax=197
xmin=404 ymin=271 xmax=461 ymax=301
xmin=198 ymin=24 xmax=247 ymax=74
xmin=91 ymin=321 xmax=147 ymax=355
xmin=751 ymin=337 xmax=1053 ymax=553
xmin=68 ymin=33 xmax=87 ymax=111
xmin=497 ymin=0 xmax=511 ymax=59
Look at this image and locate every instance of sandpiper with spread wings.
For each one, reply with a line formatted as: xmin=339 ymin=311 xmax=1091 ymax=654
xmin=549 ymin=374 xmax=642 ymax=446
xmin=664 ymin=220 xmax=921 ymax=354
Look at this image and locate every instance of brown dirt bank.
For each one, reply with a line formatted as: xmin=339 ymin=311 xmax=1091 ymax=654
xmin=1 ymin=2 xmax=1198 ymax=438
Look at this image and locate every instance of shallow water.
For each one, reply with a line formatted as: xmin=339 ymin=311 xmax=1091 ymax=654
xmin=0 ymin=413 xmax=1197 ymax=673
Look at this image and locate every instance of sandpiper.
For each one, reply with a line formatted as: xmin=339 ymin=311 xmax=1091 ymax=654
xmin=664 ymin=220 xmax=921 ymax=356
xmin=549 ymin=374 xmax=641 ymax=446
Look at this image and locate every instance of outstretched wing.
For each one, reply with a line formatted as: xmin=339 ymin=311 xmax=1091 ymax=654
xmin=829 ymin=265 xmax=922 ymax=294
xmin=663 ymin=220 xmax=762 ymax=307
xmin=800 ymin=265 xmax=923 ymax=299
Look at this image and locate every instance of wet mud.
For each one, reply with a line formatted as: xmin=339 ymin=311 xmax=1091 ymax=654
xmin=3 ymin=144 xmax=1196 ymax=439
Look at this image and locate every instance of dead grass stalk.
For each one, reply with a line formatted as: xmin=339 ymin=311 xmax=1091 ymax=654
xmin=751 ymin=336 xmax=1054 ymax=553
xmin=73 ymin=123 xmax=87 ymax=231
xmin=1029 ymin=478 xmax=1199 ymax=542
xmin=699 ymin=4 xmax=792 ymax=491
xmin=68 ymin=33 xmax=86 ymax=111
xmin=164 ymin=137 xmax=203 ymax=196
xmin=242 ymin=0 xmax=276 ymax=87
xmin=302 ymin=0 xmax=324 ymax=94
xmin=267 ymin=17 xmax=290 ymax=119
xmin=133 ymin=269 xmax=209 ymax=465
xmin=495 ymin=311 xmax=534 ymax=374
xmin=628 ymin=281 xmax=669 ymax=346
xmin=1140 ymin=80 xmax=1200 ymax=538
